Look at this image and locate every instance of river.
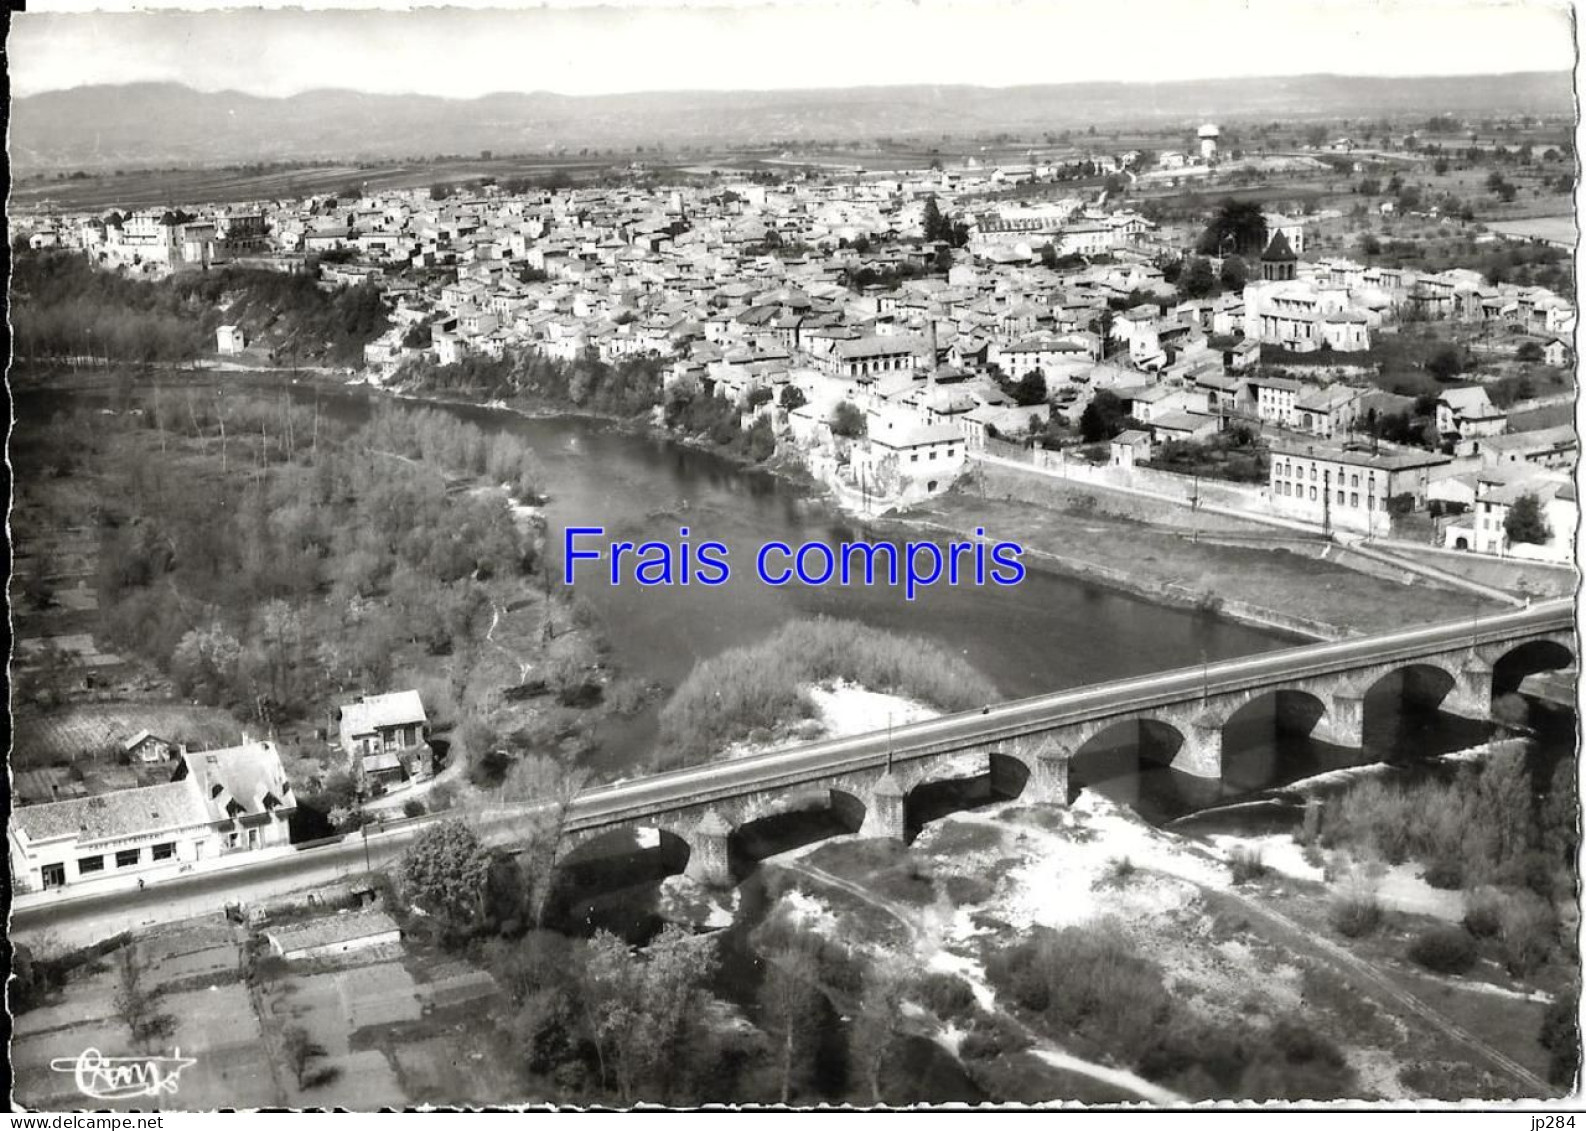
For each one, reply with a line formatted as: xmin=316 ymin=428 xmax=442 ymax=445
xmin=20 ymin=377 xmax=1557 ymax=819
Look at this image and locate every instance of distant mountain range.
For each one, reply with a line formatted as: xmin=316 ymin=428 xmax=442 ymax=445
xmin=11 ymin=73 xmax=1574 ymax=172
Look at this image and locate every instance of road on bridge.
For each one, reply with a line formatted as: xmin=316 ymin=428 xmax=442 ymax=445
xmin=14 ymin=599 xmax=1572 ymax=945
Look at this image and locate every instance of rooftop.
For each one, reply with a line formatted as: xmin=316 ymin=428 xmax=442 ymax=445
xmin=11 ymin=779 xmax=211 ymax=847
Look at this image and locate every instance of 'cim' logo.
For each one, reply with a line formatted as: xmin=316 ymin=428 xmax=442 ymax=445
xmin=50 ymin=1048 xmax=197 ymax=1101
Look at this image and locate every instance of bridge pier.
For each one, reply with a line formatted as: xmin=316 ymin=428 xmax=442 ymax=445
xmin=1445 ymin=658 xmax=1495 ymax=721
xmin=1313 ymin=693 xmax=1365 ymax=748
xmin=1025 ymin=741 xmax=1071 ymax=806
xmin=683 ymin=810 xmax=734 ymax=888
xmin=1170 ymin=719 xmax=1222 ymax=780
xmin=861 ymin=772 xmax=907 ymax=841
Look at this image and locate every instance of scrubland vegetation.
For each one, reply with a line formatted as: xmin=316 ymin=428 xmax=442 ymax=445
xmin=12 ymin=392 xmax=608 ymax=835
xmin=986 ymin=920 xmax=1354 ymax=1100
xmin=10 ymin=250 xmax=390 ymax=366
xmin=657 ymin=617 xmax=998 ymax=764
xmin=394 ymin=350 xmax=666 ymax=419
xmin=1315 ymin=750 xmax=1576 ymax=899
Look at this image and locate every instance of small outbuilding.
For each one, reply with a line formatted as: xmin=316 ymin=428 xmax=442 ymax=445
xmin=217 ymin=325 xmax=247 ymax=355
xmin=266 ymin=909 xmax=402 ymax=962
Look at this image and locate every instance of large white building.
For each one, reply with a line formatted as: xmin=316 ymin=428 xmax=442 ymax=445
xmin=1268 ymin=442 xmax=1452 ymax=536
xmin=9 ymin=741 xmax=296 ymax=894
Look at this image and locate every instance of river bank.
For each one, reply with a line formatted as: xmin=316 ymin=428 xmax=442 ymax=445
xmin=890 ymin=475 xmax=1518 ymax=641
xmin=14 ymin=364 xmax=1433 ymax=648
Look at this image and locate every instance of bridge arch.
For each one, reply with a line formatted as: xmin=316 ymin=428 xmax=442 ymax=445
xmin=902 ymin=750 xmax=1030 ymax=842
xmin=729 ymin=787 xmax=867 ymax=878
xmin=1359 ymin=661 xmax=1459 ymax=713
xmin=543 ymin=824 xmax=693 ymax=934
xmin=1491 ymin=637 xmax=1576 ymax=698
xmin=1070 ymin=717 xmax=1187 ymax=781
xmin=1217 ymin=688 xmax=1332 ymax=791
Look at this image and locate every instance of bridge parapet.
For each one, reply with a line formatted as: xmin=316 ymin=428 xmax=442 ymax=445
xmin=524 ymin=607 xmax=1575 ymax=886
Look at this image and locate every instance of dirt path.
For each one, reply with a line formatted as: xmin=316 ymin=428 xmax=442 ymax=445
xmin=776 ymin=858 xmax=1188 ymax=1105
xmin=485 ymin=600 xmax=533 ymax=683
xmin=1213 ymin=883 xmax=1551 ymax=1096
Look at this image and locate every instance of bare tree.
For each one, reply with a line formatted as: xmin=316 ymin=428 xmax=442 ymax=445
xmin=114 ymin=943 xmax=175 ymax=1051
xmin=499 ymin=751 xmax=590 ymax=927
xmin=850 ymin=956 xmax=907 ymax=1104
xmin=759 ymin=938 xmax=825 ymax=1104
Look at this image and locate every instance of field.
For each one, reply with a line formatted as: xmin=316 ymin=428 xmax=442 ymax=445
xmin=12 ymin=920 xmax=280 ymax=1110
xmin=14 ymin=703 xmax=247 ymax=768
xmin=1484 ymin=216 xmax=1577 ymax=247
xmin=12 ymin=154 xmax=642 ymax=212
xmin=12 ymin=890 xmax=519 ymax=1112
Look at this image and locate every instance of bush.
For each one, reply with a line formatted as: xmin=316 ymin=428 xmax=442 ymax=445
xmin=985 ymin=922 xmax=1171 ymax=1054
xmin=958 ymin=1013 xmax=1032 ymax=1061
xmin=1099 ymin=855 xmax=1137 ymax=888
xmin=1497 ymin=891 xmax=1555 ymax=976
xmin=910 ymin=972 xmax=978 ymax=1023
xmin=402 ymin=798 xmax=427 ymax=819
xmin=1422 ymin=852 xmax=1465 ymax=890
xmin=1407 ymin=926 xmax=1477 ymax=974
xmin=1462 ymin=886 xmax=1505 ymax=938
xmin=658 ymin=617 xmax=997 ymax=761
xmin=1330 ymin=890 xmax=1382 ymax=938
xmin=1229 ymin=845 xmax=1270 ymax=884
xmin=1540 ymin=990 xmax=1581 ymax=1087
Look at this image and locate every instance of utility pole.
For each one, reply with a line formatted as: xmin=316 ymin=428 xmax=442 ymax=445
xmin=1322 ymin=468 xmax=1332 ymax=535
xmin=355 ymin=785 xmax=373 ymax=875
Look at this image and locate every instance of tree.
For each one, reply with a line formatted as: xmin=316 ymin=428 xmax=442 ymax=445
xmin=1079 ymin=389 xmax=1129 ymax=443
xmin=1219 ymin=256 xmax=1248 ymax=292
xmin=831 ymin=400 xmax=866 ymax=439
xmin=759 ymin=939 xmax=825 ymax=1103
xmin=1504 ymin=493 xmax=1552 ymax=545
xmin=1198 ymin=199 xmax=1268 ymax=256
xmin=1540 ymin=989 xmax=1581 ymax=1087
xmin=1516 ymin=341 xmax=1544 ymax=363
xmin=283 ymin=1026 xmax=330 ymax=1088
xmin=1011 ymin=368 xmax=1048 ymax=407
xmin=922 ymin=196 xmax=948 ymax=243
xmin=850 ymin=958 xmax=906 ymax=1103
xmin=114 ymin=944 xmax=176 ymax=1051
xmin=399 ymin=819 xmax=491 ymax=930
xmin=1426 ymin=346 xmax=1464 ymax=381
xmin=578 ymin=926 xmax=720 ymax=1102
xmin=430 ymin=182 xmax=455 ymax=201
xmin=779 ymin=385 xmax=808 ymax=411
xmin=499 ymin=754 xmax=589 ymax=928
xmin=1178 ymin=256 xmax=1218 ymax=299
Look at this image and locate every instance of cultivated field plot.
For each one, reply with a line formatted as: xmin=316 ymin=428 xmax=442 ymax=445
xmin=14 ymin=702 xmax=245 ymax=765
xmin=259 ymin=952 xmax=419 ymax=1108
xmin=15 ymin=634 xmax=124 ymax=668
xmin=1483 ymin=215 xmax=1577 ymax=246
xmin=11 ymin=919 xmax=277 ymax=1111
xmin=247 ymin=922 xmax=520 ymax=1109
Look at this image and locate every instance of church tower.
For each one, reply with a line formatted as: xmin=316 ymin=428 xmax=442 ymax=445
xmin=1260 ymin=230 xmax=1297 ymax=282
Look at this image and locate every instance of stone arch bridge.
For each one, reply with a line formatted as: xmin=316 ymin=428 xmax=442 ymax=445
xmin=519 ymin=601 xmax=1574 ymax=887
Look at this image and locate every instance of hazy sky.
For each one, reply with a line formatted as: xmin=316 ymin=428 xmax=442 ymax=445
xmin=11 ymin=0 xmax=1578 ymax=100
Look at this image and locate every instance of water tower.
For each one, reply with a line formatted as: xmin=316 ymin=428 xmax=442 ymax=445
xmin=1198 ymin=123 xmax=1220 ymax=162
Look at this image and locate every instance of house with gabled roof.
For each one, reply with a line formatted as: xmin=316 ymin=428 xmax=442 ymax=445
xmin=9 ymin=739 xmax=295 ymax=894
xmin=338 ymin=690 xmax=432 ymax=786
